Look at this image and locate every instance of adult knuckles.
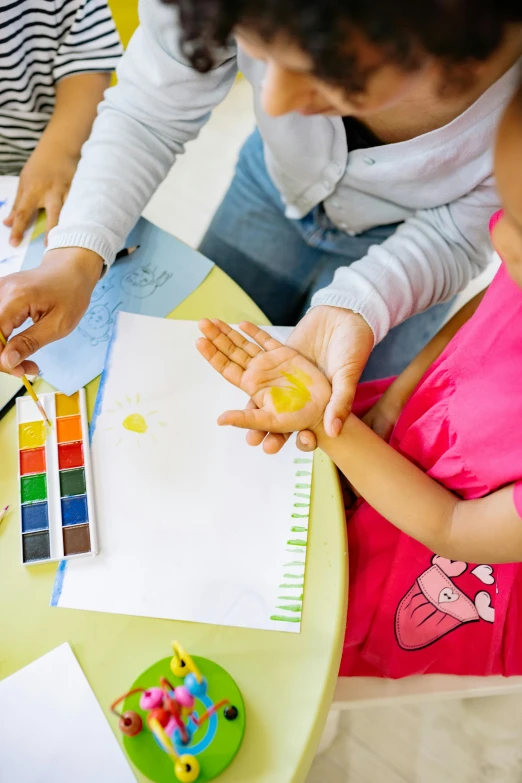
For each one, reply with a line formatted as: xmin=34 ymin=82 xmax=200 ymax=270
xmin=15 ymin=331 xmax=41 ymax=356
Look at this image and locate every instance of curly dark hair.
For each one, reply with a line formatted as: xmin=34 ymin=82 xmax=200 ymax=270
xmin=164 ymin=0 xmax=522 ymax=91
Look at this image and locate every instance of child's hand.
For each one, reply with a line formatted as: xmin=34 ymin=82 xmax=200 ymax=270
xmin=197 ymin=319 xmax=332 ymax=434
xmin=4 ymin=142 xmax=77 ymax=246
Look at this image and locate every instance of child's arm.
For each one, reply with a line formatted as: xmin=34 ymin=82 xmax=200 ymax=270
xmin=6 ymin=72 xmax=111 ymax=246
xmin=316 ymin=416 xmax=522 ymax=564
xmin=197 ymin=319 xmax=522 ymax=565
xmin=363 ymin=290 xmax=487 ymax=439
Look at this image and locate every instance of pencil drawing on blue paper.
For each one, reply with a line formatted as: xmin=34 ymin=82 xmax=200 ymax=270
xmin=18 ymin=217 xmax=215 ymax=394
xmin=121 ymin=264 xmax=172 ymax=298
xmin=78 ymin=302 xmax=123 ymax=346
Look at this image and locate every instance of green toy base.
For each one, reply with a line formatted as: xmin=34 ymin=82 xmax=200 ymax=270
xmin=122 ymin=655 xmax=245 ymax=783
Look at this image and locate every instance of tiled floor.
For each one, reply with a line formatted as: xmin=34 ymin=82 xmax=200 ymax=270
xmin=307 ymin=698 xmax=522 ymax=783
xmin=145 ymin=78 xmax=520 ymax=782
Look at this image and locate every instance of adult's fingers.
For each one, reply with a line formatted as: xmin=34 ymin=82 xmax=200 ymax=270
xmin=0 ymin=358 xmax=40 ymax=377
xmin=0 ymin=317 xmax=57 ymax=372
xmin=7 ymin=192 xmax=37 ymax=247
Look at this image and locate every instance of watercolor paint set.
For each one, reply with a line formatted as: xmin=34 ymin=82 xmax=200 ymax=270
xmin=17 ymin=389 xmax=97 ymax=565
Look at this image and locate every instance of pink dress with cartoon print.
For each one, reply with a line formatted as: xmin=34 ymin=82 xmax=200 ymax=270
xmin=341 ymin=212 xmax=522 ymax=679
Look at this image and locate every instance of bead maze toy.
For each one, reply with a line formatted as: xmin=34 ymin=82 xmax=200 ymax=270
xmin=111 ymin=642 xmax=245 ymax=782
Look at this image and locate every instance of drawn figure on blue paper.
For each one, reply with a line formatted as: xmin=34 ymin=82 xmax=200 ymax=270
xmin=78 ymin=301 xmax=122 ymax=346
xmin=121 ymin=264 xmax=173 ymax=299
xmin=90 ymin=276 xmax=115 ymax=302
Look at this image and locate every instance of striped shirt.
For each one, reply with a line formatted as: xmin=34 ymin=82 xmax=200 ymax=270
xmin=0 ymin=0 xmax=123 ymax=173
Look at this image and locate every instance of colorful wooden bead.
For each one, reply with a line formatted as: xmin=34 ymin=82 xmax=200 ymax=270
xmin=165 ymin=717 xmax=178 ymax=736
xmin=140 ymin=687 xmax=164 ymax=710
xmin=164 ymin=693 xmax=181 ymax=716
xmin=184 ymin=673 xmax=207 ymax=697
xmin=224 ymin=705 xmax=238 ymax=721
xmin=119 ymin=711 xmax=142 ymax=736
xmin=170 ymin=655 xmax=188 ymax=678
xmin=174 ymin=686 xmax=195 ymax=709
xmin=174 ymin=755 xmax=200 ymax=782
xmin=148 ymin=707 xmax=170 ymax=728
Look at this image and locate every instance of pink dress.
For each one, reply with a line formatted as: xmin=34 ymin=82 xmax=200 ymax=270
xmin=342 ymin=214 xmax=522 ymax=679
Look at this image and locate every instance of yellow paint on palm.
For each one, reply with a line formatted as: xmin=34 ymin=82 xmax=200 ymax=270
xmin=122 ymin=413 xmax=148 ymax=433
xmin=270 ymin=368 xmax=312 ymax=413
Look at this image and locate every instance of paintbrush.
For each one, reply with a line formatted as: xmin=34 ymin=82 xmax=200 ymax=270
xmin=0 ymin=330 xmax=50 ymax=426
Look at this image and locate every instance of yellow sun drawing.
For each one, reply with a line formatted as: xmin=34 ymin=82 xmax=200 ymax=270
xmin=106 ymin=393 xmax=167 ymax=446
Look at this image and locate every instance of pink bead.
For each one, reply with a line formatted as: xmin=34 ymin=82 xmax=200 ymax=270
xmin=174 ymin=686 xmax=195 ymax=709
xmin=140 ymin=687 xmax=164 ymax=710
xmin=165 ymin=717 xmax=178 ymax=736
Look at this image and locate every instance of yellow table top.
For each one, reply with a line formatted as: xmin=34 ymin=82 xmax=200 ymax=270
xmin=0 ymin=264 xmax=347 ymax=783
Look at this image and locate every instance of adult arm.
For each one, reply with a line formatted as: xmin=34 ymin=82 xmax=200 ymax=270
xmin=7 ymin=73 xmax=111 ymax=244
xmin=311 ymin=178 xmax=499 ymax=344
xmin=275 ymin=181 xmax=499 ymax=444
xmin=0 ymin=0 xmax=237 ymax=374
xmin=46 ymin=0 xmax=238 ymax=263
xmin=6 ymin=0 xmax=123 ymax=244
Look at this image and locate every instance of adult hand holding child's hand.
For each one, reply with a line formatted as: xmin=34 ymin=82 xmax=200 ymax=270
xmin=197 ymin=318 xmax=332 ymax=434
xmin=0 ymin=248 xmax=103 ymax=377
xmin=244 ymin=305 xmax=375 ymax=453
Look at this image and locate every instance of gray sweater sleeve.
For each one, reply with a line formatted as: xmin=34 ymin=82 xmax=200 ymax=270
xmin=311 ymin=176 xmax=499 ymax=343
xmin=47 ymin=0 xmax=237 ymax=263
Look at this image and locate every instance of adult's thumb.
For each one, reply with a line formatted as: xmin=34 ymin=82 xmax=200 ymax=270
xmin=324 ymin=366 xmax=360 ymax=437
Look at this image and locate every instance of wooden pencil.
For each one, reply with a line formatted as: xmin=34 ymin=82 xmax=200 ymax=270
xmin=0 ymin=330 xmax=50 ymax=425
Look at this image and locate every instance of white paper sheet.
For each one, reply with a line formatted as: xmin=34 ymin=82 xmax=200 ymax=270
xmin=53 ymin=314 xmax=312 ymax=632
xmin=0 ymin=176 xmax=33 ymax=277
xmin=0 ymin=643 xmax=136 ymax=783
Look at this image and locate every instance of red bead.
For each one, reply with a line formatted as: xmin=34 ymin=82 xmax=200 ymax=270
xmin=119 ymin=711 xmax=142 ymax=736
xmin=148 ymin=707 xmax=170 ymax=728
xmin=164 ymin=694 xmax=181 ymax=717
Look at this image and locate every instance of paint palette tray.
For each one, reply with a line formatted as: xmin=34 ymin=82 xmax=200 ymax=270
xmin=17 ymin=389 xmax=97 ymax=565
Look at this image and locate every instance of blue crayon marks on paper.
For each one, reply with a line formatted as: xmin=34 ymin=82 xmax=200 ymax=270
xmin=50 ymin=560 xmax=68 ymax=606
xmin=61 ymin=495 xmax=89 ymax=527
xmin=21 ymin=502 xmax=49 ymax=533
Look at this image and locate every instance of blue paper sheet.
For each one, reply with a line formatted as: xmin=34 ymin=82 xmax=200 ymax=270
xmin=20 ymin=218 xmax=214 ymax=395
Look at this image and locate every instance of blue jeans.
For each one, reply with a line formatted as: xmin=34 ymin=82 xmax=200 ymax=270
xmin=200 ymin=129 xmax=454 ymax=379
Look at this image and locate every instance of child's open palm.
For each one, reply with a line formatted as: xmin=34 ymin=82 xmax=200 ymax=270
xmin=197 ymin=319 xmax=332 ymax=434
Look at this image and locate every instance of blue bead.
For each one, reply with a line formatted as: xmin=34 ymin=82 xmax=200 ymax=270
xmin=185 ymin=673 xmax=207 ymax=697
